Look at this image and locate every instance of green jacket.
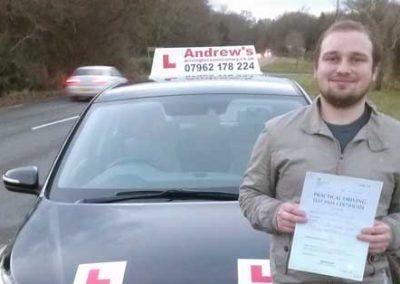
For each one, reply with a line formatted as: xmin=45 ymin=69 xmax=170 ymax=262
xmin=239 ymin=98 xmax=400 ymax=283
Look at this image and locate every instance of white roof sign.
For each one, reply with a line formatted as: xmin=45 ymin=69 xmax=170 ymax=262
xmin=149 ymin=45 xmax=262 ymax=81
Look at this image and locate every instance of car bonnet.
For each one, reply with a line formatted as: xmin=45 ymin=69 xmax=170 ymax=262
xmin=10 ymin=198 xmax=270 ymax=284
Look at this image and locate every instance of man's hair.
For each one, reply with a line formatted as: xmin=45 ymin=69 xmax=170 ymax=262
xmin=313 ymin=20 xmax=381 ymax=70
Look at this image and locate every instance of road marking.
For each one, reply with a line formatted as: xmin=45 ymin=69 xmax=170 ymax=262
xmin=32 ymin=115 xmax=79 ymax=130
xmin=6 ymin=104 xmax=24 ymax=109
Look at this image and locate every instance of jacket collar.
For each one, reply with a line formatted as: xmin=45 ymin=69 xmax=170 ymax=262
xmin=301 ymin=96 xmax=387 ymax=152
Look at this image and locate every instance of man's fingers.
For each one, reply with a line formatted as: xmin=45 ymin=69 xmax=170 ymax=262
xmin=368 ymin=242 xmax=389 ymax=250
xmin=276 ymin=202 xmax=308 ymax=233
xmin=276 ymin=218 xmax=296 ymax=233
xmin=358 ymin=221 xmax=391 ymax=254
xmin=357 ymin=233 xmax=390 ymax=244
xmin=278 ymin=210 xmax=307 ymax=224
xmin=276 ymin=217 xmax=302 ymax=233
xmin=278 ymin=203 xmax=307 ymax=221
xmin=278 ymin=220 xmax=296 ymax=230
xmin=282 ymin=203 xmax=307 ymax=218
xmin=369 ymin=242 xmax=389 ymax=255
xmin=361 ymin=225 xmax=389 ymax=235
xmin=359 ymin=221 xmax=391 ymax=244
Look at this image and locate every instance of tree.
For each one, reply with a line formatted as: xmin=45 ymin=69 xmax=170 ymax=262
xmin=285 ymin=31 xmax=305 ymax=65
xmin=251 ymin=19 xmax=272 ymax=53
xmin=344 ymin=0 xmax=400 ymax=89
xmin=262 ymin=12 xmax=317 ymax=56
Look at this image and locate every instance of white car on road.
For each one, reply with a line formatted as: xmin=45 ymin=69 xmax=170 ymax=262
xmin=64 ymin=65 xmax=128 ymax=100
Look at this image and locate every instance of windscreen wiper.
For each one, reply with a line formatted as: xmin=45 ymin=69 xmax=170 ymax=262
xmin=78 ymin=189 xmax=238 ymax=203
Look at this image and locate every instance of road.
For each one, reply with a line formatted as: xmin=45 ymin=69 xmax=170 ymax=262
xmin=0 ymin=97 xmax=88 ymax=246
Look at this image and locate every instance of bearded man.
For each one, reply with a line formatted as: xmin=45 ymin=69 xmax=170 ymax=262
xmin=239 ymin=20 xmax=400 ymax=283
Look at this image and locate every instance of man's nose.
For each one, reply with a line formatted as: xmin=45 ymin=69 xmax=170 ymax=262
xmin=336 ymin=59 xmax=351 ymax=74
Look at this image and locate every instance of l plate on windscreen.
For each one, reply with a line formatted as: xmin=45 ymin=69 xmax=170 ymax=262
xmin=149 ymin=45 xmax=262 ymax=81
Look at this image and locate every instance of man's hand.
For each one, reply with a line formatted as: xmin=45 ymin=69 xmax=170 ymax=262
xmin=276 ymin=202 xmax=307 ymax=233
xmin=357 ymin=220 xmax=391 ymax=255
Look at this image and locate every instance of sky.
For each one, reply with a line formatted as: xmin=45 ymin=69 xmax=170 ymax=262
xmin=209 ymin=0 xmax=338 ymax=20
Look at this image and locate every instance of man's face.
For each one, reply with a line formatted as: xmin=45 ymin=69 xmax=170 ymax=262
xmin=314 ymin=31 xmax=376 ymax=108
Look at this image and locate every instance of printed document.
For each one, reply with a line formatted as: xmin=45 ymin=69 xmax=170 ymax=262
xmin=288 ymin=172 xmax=383 ymax=281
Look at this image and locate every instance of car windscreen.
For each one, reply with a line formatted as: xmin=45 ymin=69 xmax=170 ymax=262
xmin=72 ymin=68 xmax=109 ymax=76
xmin=50 ymin=94 xmax=308 ymax=202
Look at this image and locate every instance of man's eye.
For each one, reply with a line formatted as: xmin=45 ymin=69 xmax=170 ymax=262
xmin=352 ymin=57 xmax=366 ymax=63
xmin=325 ymin=57 xmax=338 ymax=62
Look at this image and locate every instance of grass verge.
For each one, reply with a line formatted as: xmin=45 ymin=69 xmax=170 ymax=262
xmin=262 ymin=57 xmax=313 ymax=74
xmin=0 ymin=90 xmax=62 ymax=109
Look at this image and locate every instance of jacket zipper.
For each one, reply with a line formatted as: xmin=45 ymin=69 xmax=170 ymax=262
xmin=319 ymin=133 xmax=345 ymax=175
xmin=336 ymin=153 xmax=344 ymax=175
xmin=333 ymin=137 xmax=344 ymax=175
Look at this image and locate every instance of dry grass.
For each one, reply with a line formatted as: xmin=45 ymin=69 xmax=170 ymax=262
xmin=0 ymin=90 xmax=61 ymax=109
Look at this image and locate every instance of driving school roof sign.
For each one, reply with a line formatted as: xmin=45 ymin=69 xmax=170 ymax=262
xmin=149 ymin=45 xmax=262 ymax=81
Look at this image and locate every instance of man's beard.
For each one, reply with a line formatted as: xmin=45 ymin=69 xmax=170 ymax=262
xmin=318 ymin=82 xmax=371 ymax=108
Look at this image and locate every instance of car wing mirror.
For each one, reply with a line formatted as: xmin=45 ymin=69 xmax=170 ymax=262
xmin=2 ymin=166 xmax=40 ymax=195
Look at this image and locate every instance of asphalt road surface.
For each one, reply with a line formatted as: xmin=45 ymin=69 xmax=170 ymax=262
xmin=0 ymin=97 xmax=88 ymax=246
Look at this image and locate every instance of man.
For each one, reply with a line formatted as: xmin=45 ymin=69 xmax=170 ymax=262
xmin=239 ymin=20 xmax=400 ymax=283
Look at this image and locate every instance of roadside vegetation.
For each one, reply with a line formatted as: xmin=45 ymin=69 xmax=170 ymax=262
xmin=263 ymin=57 xmax=313 ymax=74
xmin=264 ymin=57 xmax=400 ymax=120
xmin=0 ymin=0 xmax=399 ymax=109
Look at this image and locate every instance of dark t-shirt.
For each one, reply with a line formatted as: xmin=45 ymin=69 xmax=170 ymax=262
xmin=325 ymin=107 xmax=371 ymax=153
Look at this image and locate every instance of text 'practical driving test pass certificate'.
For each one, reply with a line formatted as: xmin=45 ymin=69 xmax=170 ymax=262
xmin=288 ymin=172 xmax=383 ymax=281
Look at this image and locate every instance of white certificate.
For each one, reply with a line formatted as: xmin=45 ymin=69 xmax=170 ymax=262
xmin=288 ymin=172 xmax=383 ymax=281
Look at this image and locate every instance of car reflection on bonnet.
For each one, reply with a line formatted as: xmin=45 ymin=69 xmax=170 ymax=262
xmin=2 ymin=77 xmax=311 ymax=284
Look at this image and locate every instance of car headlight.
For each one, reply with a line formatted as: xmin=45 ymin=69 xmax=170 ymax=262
xmin=0 ymin=246 xmax=15 ymax=284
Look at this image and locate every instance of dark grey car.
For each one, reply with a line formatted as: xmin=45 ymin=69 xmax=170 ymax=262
xmin=1 ymin=77 xmax=311 ymax=284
